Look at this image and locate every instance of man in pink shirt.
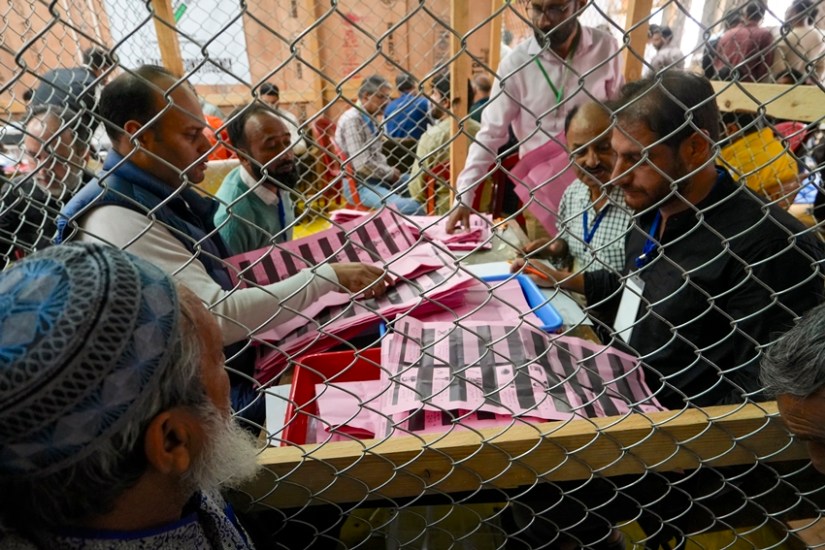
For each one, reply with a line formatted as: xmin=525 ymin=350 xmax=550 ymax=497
xmin=446 ymin=0 xmax=623 ymax=233
xmin=712 ymin=1 xmax=774 ymax=82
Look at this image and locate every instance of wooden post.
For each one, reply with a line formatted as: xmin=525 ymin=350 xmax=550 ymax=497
xmin=301 ymin=0 xmax=326 ymax=112
xmin=488 ymin=0 xmax=502 ymax=73
xmin=150 ymin=0 xmax=184 ymax=77
xmin=449 ymin=0 xmax=472 ymax=200
xmin=622 ymin=0 xmax=653 ymax=82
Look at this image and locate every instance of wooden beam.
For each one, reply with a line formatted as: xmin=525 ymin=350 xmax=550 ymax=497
xmin=711 ymin=81 xmax=825 ymax=122
xmin=449 ymin=0 xmax=472 ymax=201
xmin=622 ymin=0 xmax=653 ymax=82
xmin=149 ymin=0 xmax=184 ymax=77
xmin=488 ymin=0 xmax=502 ymax=73
xmin=246 ymin=403 xmax=806 ymax=509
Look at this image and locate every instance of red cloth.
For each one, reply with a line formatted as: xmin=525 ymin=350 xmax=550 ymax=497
xmin=204 ymin=114 xmax=236 ymax=160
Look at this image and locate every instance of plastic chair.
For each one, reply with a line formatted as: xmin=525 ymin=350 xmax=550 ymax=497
xmin=309 ymin=117 xmax=341 ymax=199
xmin=330 ymin=141 xmax=366 ymax=210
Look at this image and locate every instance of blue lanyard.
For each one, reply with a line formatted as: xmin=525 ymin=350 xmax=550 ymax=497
xmin=360 ymin=112 xmax=377 ymax=136
xmin=582 ymin=205 xmax=610 ymax=245
xmin=635 ymin=211 xmax=661 ymax=269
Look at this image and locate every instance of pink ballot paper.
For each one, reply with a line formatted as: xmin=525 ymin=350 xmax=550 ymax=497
xmin=225 ymin=208 xmax=418 ymax=287
xmin=253 ymin=255 xmax=480 ymax=384
xmin=511 ymin=132 xmax=577 ymax=237
xmin=308 ymin=316 xmax=663 ymax=442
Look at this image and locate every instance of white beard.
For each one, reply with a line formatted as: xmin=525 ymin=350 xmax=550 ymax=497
xmin=184 ymin=402 xmax=263 ymax=498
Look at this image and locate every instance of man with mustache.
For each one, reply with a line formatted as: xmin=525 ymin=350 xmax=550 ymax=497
xmin=446 ymin=0 xmax=623 ymax=233
xmin=520 ymin=72 xmax=825 ymax=410
xmin=0 ymin=244 xmax=260 ymax=548
xmin=514 ymin=101 xmax=629 ymax=276
xmin=214 ymin=103 xmax=301 ymax=253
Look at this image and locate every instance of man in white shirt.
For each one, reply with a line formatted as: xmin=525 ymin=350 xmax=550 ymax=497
xmin=771 ymin=0 xmax=825 ymax=83
xmin=446 ymin=0 xmax=623 ymax=233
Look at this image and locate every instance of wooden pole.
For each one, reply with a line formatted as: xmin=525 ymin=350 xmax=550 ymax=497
xmin=449 ymin=0 xmax=472 ymax=200
xmin=488 ymin=0 xmax=502 ymax=73
xmin=622 ymin=0 xmax=653 ymax=82
xmin=149 ymin=0 xmax=184 ymax=77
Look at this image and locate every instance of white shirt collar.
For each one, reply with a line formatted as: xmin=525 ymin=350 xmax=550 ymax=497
xmin=239 ymin=165 xmax=280 ymax=206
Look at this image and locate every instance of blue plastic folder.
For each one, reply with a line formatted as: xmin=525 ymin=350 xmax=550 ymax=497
xmin=482 ymin=273 xmax=564 ymax=332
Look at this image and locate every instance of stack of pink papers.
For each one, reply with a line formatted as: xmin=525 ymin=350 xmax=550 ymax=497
xmin=308 ymin=317 xmax=663 ymax=442
xmin=254 ymin=259 xmax=480 ymax=384
xmin=326 ymin=209 xmax=494 ymax=252
xmin=225 ymin=208 xmax=419 ymax=287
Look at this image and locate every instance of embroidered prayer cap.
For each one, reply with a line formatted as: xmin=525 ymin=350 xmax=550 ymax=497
xmin=0 ymin=243 xmax=181 ymax=478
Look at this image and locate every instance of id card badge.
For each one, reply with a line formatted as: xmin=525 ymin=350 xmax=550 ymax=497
xmin=614 ymin=274 xmax=645 ymax=343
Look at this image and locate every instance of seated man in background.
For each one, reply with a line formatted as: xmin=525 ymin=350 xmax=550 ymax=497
xmin=335 ymin=74 xmax=422 ymax=214
xmin=384 ymin=73 xmax=430 ymax=142
xmin=0 ymin=243 xmax=259 ymax=548
xmin=1 ymin=105 xmax=92 ymax=258
xmin=646 ymin=25 xmax=683 ymax=75
xmin=520 ymin=72 xmax=824 ymax=410
xmin=515 ymin=101 xmax=629 ymax=279
xmin=259 ymin=82 xmax=308 ymax=156
xmin=214 ymin=102 xmax=298 ymax=253
xmin=57 ymin=65 xmax=389 ymax=425
xmin=469 ymin=74 xmax=492 ymax=123
xmin=409 ymin=74 xmax=483 ymax=215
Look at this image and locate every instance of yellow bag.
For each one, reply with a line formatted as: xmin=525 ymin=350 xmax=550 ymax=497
xmin=719 ymin=127 xmax=801 ymax=208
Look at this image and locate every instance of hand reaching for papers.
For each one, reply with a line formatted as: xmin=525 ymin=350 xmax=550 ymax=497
xmin=523 ymin=238 xmax=569 ymax=260
xmin=445 ymin=204 xmax=472 ymax=234
xmin=510 ymin=257 xmax=585 ymax=294
xmin=331 ymin=262 xmax=390 ymax=298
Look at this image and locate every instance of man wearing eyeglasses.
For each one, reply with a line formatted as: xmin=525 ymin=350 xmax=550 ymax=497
xmin=334 ymin=74 xmax=423 ymax=214
xmin=447 ymin=0 xmax=623 ymax=233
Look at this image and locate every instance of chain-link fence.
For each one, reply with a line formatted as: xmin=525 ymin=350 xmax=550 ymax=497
xmin=3 ymin=0 xmax=825 ymax=548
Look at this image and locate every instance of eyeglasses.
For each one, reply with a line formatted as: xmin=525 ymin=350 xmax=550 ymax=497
xmin=373 ymin=92 xmax=390 ymax=101
xmin=530 ymin=1 xmax=575 ymax=19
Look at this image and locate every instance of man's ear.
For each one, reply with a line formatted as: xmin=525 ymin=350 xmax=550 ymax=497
xmin=143 ymin=408 xmax=200 ymax=476
xmin=123 ymin=120 xmax=151 ymax=146
xmin=681 ymin=130 xmax=712 ymax=167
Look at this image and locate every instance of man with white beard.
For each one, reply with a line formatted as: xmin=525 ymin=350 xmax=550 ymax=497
xmin=0 ymin=243 xmax=261 ymax=548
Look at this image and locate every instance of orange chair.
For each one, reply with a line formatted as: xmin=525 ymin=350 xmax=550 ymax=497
xmin=309 ymin=117 xmax=341 ymax=200
xmin=330 ymin=142 xmax=366 ymax=210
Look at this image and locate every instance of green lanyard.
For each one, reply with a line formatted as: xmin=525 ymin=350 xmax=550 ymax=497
xmin=534 ymin=30 xmax=580 ymax=105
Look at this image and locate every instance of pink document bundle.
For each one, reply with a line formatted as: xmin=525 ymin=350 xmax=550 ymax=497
xmin=310 ymin=317 xmax=664 ymax=442
xmin=254 ymin=261 xmax=480 ymax=384
xmin=225 ymin=208 xmax=419 ymax=287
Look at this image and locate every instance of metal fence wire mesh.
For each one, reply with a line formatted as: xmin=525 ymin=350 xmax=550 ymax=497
xmin=3 ymin=0 xmax=825 ymax=548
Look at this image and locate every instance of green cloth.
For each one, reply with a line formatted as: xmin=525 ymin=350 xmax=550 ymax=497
xmin=214 ymin=166 xmax=295 ymax=254
xmin=409 ymin=117 xmax=481 ymax=214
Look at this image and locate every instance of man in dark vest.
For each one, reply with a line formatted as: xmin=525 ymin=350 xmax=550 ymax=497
xmin=57 ymin=65 xmax=388 ymax=427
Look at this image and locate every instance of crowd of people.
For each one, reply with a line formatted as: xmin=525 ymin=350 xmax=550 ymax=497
xmin=2 ymin=0 xmax=825 ymax=547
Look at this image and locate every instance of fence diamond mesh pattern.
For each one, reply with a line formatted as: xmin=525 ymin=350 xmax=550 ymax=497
xmin=2 ymin=0 xmax=825 ymax=548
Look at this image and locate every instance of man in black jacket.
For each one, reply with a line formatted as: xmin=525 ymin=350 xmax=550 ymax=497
xmin=31 ymin=47 xmax=116 ymax=136
xmin=519 ymin=72 xmax=825 ymax=409
xmin=1 ymin=105 xmax=92 ymax=265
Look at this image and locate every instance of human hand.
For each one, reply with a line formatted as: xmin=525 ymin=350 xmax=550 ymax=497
xmin=510 ymin=258 xmax=568 ymax=288
xmin=522 ymin=238 xmax=568 ymax=259
xmin=331 ymin=263 xmax=390 ymax=298
xmin=446 ymin=204 xmax=472 ymax=234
